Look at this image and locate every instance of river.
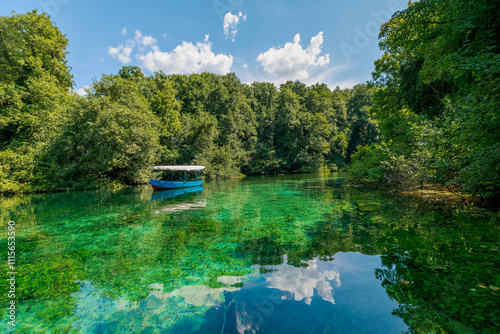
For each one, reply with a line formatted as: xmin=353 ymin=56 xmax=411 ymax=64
xmin=0 ymin=173 xmax=498 ymax=333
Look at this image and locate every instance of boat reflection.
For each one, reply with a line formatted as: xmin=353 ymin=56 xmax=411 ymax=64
xmin=151 ymin=186 xmax=206 ymax=213
xmin=151 ymin=186 xmax=204 ymax=201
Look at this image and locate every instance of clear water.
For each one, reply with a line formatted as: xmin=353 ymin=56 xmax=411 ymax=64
xmin=0 ymin=173 xmax=498 ymax=333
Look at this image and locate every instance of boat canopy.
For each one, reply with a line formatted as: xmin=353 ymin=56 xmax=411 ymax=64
xmin=149 ymin=165 xmax=205 ymax=171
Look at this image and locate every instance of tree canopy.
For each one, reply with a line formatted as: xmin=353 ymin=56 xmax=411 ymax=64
xmin=0 ymin=11 xmax=379 ymax=193
xmin=349 ymin=0 xmax=500 ymax=205
xmin=1 ymin=5 xmax=498 ymax=206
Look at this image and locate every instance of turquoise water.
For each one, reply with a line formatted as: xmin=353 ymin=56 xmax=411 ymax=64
xmin=0 ymin=173 xmax=498 ymax=333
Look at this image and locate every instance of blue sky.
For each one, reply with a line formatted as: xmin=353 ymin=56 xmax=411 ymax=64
xmin=1 ymin=0 xmax=407 ymax=94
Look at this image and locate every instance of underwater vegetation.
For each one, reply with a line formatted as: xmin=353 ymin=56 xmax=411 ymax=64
xmin=0 ymin=174 xmax=498 ymax=333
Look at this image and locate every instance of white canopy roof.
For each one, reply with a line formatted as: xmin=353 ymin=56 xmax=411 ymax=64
xmin=149 ymin=165 xmax=205 ymax=171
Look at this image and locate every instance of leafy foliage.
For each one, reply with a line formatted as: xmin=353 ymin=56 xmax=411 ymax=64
xmin=0 ymin=10 xmax=75 ymax=192
xmin=0 ymin=11 xmax=382 ymax=193
xmin=37 ymin=77 xmax=160 ymax=190
xmin=350 ymin=0 xmax=500 ymax=205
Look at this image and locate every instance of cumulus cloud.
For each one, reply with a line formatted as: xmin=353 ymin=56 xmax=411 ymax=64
xmin=134 ymin=30 xmax=158 ymax=50
xmin=137 ymin=34 xmax=233 ymax=75
xmin=256 ymin=32 xmax=330 ymax=81
xmin=223 ymin=11 xmax=246 ymax=42
xmin=108 ymin=29 xmax=232 ymax=74
xmin=108 ymin=29 xmax=159 ymax=63
xmin=121 ymin=27 xmax=127 ymax=36
xmin=108 ymin=42 xmax=134 ymax=63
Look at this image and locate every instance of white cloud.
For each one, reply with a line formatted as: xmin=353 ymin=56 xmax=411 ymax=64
xmin=108 ymin=29 xmax=233 ymax=74
xmin=108 ymin=29 xmax=159 ymax=64
xmin=142 ymin=35 xmax=157 ymax=47
xmin=121 ymin=27 xmax=127 ymax=36
xmin=264 ymin=256 xmax=341 ymax=305
xmin=107 ymin=42 xmax=134 ymax=63
xmin=137 ymin=34 xmax=233 ymax=75
xmin=256 ymin=32 xmax=330 ymax=82
xmin=223 ymin=11 xmax=246 ymax=42
xmin=134 ymin=30 xmax=141 ymax=39
xmin=134 ymin=30 xmax=158 ymax=51
xmin=75 ymin=85 xmax=89 ymax=96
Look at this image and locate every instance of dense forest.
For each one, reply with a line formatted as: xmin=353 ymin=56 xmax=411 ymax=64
xmin=0 ymin=11 xmax=378 ymax=192
xmin=1 ymin=0 xmax=499 ymax=206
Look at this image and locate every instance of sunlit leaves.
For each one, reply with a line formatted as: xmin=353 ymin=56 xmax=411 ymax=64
xmin=355 ymin=0 xmax=500 ymax=204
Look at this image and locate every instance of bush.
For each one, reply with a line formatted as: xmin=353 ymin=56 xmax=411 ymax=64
xmin=348 ymin=144 xmax=423 ymax=189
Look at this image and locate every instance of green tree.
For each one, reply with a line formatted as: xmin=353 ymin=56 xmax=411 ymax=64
xmin=247 ymin=82 xmax=280 ymax=174
xmin=37 ymin=75 xmax=160 ymax=190
xmin=0 ymin=10 xmax=74 ymax=192
xmin=148 ymin=73 xmax=181 ymax=131
xmin=274 ymin=87 xmax=330 ymax=173
xmin=352 ymin=0 xmax=500 ymax=203
xmin=345 ymin=84 xmax=379 ymax=162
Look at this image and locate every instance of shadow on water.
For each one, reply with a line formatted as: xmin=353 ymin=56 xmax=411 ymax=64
xmin=0 ymin=173 xmax=498 ymax=333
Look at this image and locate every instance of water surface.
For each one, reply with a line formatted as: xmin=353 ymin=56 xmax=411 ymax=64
xmin=0 ymin=173 xmax=498 ymax=333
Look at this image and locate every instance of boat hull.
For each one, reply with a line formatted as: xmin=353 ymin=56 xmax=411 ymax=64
xmin=150 ymin=179 xmax=203 ymax=190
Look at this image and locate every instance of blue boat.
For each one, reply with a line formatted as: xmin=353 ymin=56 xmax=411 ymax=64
xmin=149 ymin=165 xmax=205 ymax=190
